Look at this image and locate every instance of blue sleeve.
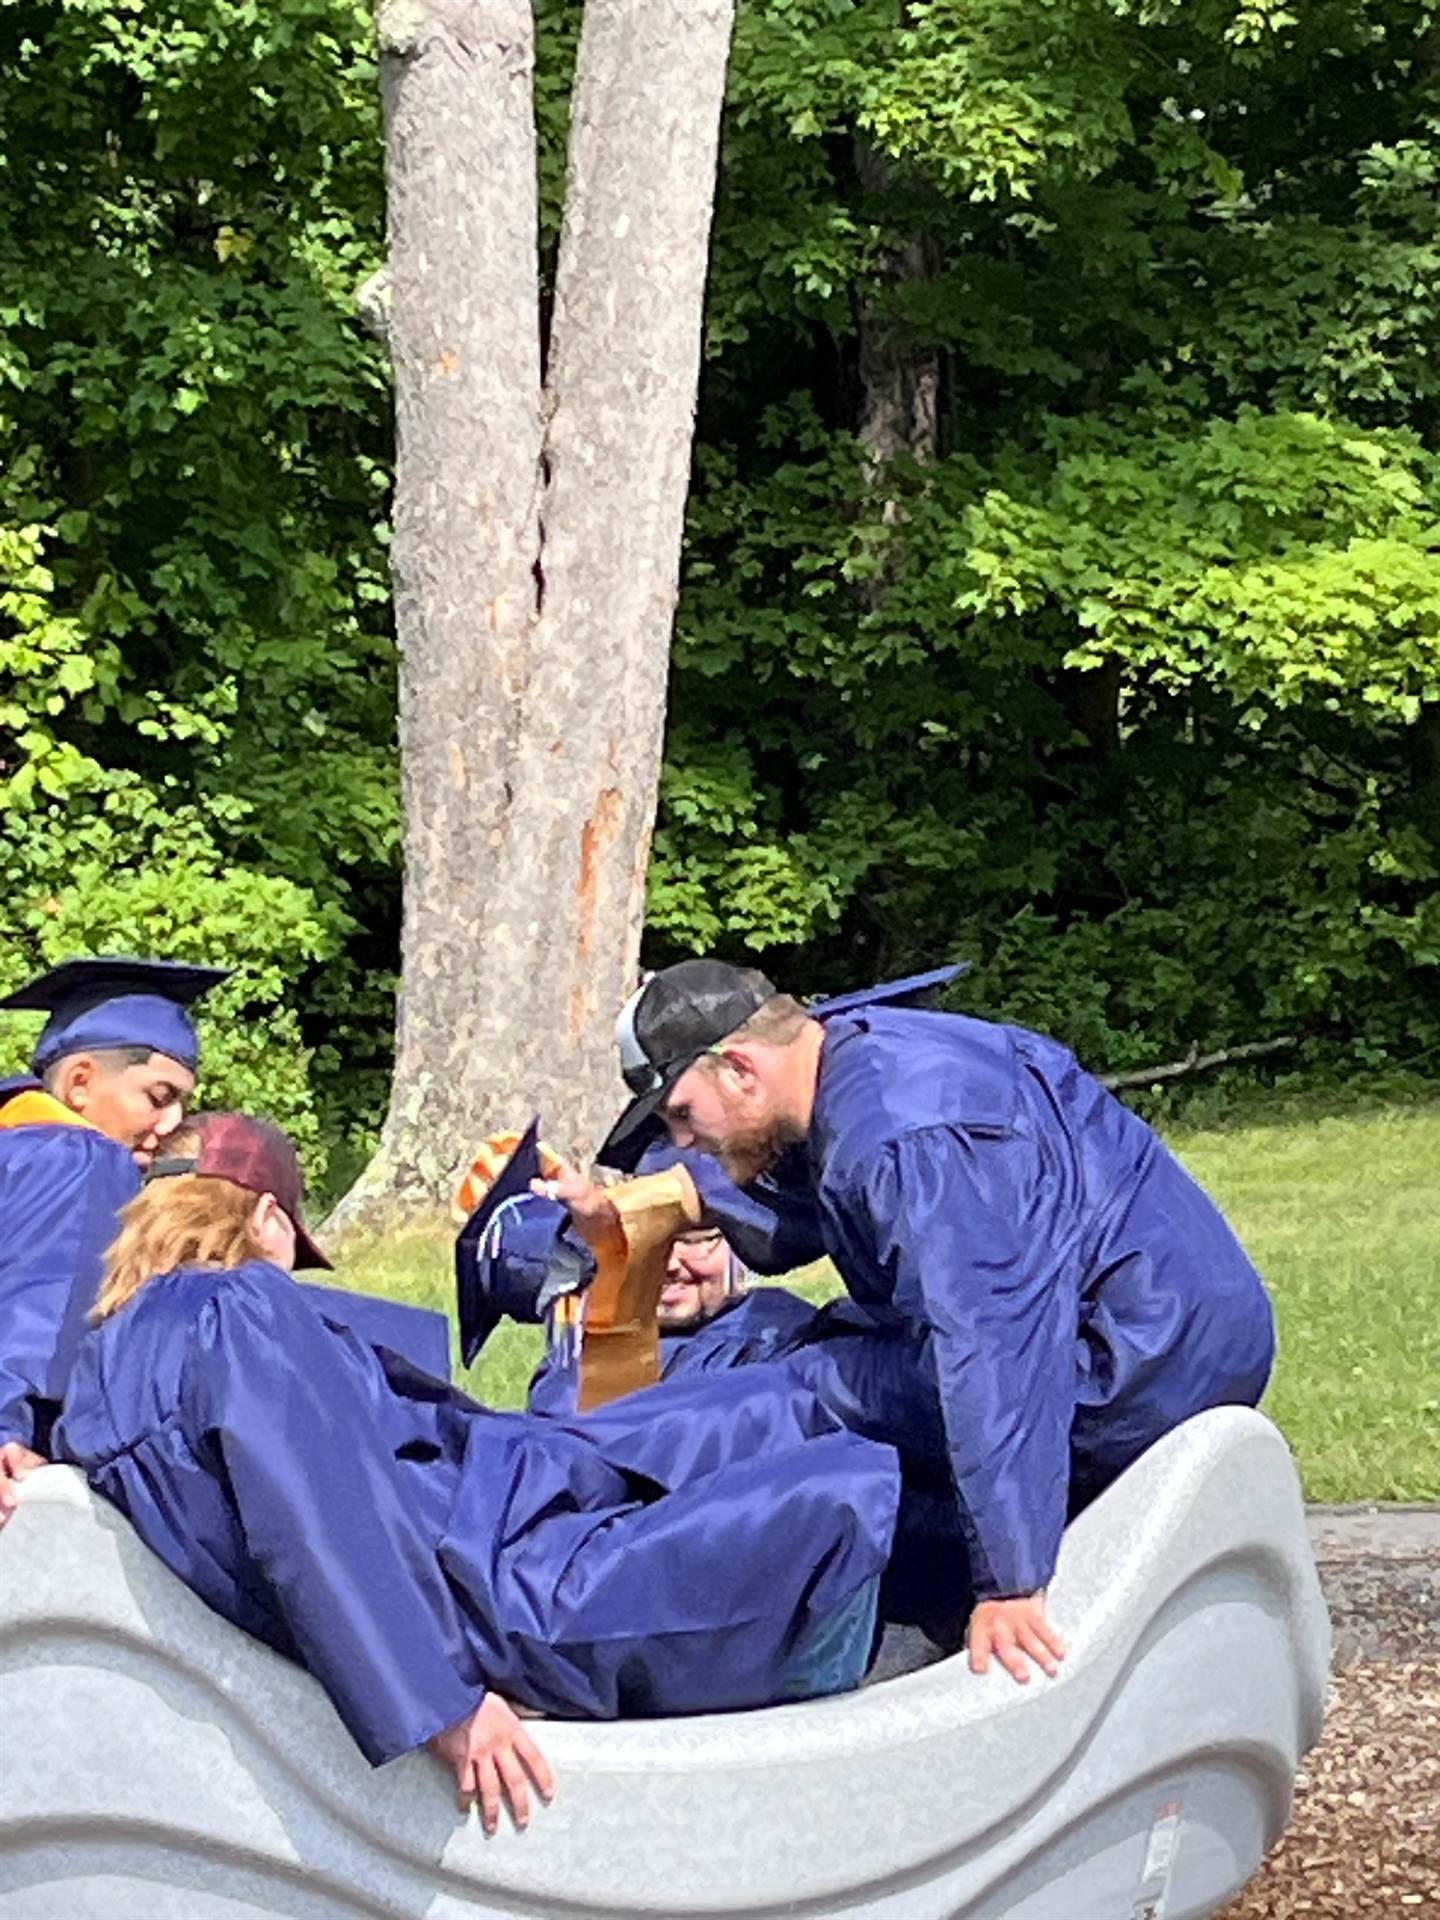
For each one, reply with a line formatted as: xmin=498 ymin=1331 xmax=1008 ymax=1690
xmin=525 ymin=1342 xmax=580 ymax=1415
xmin=183 ymin=1266 xmax=481 ymax=1765
xmin=0 ymin=1130 xmax=139 ymax=1448
xmin=861 ymin=1129 xmax=1075 ymax=1599
xmin=637 ymin=1143 xmax=828 ymax=1275
xmin=660 ymin=1293 xmax=826 ymax=1381
xmin=657 ymin=1323 xmax=751 ymax=1382
xmin=298 ymin=1281 xmax=452 ymax=1381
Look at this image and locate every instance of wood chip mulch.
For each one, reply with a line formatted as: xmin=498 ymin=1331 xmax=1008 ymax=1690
xmin=1221 ymin=1657 xmax=1440 ymax=1917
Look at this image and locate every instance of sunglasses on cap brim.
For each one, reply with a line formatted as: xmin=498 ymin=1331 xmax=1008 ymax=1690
xmin=620 ymin=1041 xmax=730 ymax=1100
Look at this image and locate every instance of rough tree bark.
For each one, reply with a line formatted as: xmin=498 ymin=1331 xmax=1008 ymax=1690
xmin=328 ymin=0 xmax=735 ymax=1234
xmin=850 ymin=138 xmax=940 ymax=622
xmin=854 ymin=139 xmax=941 ymax=481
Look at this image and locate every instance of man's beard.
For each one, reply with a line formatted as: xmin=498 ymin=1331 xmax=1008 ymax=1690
xmin=714 ymin=1115 xmax=794 ymax=1187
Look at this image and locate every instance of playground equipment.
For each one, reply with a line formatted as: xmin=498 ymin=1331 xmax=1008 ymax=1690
xmin=0 ymin=1403 xmax=1328 ymax=1919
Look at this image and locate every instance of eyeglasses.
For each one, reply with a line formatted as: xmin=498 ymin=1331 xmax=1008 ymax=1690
xmin=671 ymin=1227 xmax=724 ymax=1252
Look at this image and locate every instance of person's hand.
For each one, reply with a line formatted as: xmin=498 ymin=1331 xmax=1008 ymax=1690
xmin=0 ymin=1440 xmax=46 ymax=1531
xmin=428 ymin=1694 xmax=555 ymax=1833
xmin=967 ymin=1593 xmax=1066 ymax=1684
xmin=531 ymin=1158 xmax=625 ymax=1258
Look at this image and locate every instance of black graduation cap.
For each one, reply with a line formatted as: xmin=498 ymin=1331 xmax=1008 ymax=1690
xmin=0 ymin=956 xmax=231 ymax=1074
xmin=455 ymin=1117 xmax=547 ymax=1366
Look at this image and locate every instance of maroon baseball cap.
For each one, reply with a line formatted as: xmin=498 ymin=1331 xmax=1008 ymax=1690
xmin=146 ymin=1111 xmax=332 ymax=1270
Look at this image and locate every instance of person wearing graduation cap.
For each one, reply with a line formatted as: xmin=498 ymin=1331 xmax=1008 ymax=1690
xmin=447 ymin=975 xmax=977 ymax=1404
xmin=0 ymin=956 xmax=226 ymax=1517
xmin=55 ymin=1110 xmax=900 ymax=1832
xmin=549 ymin=957 xmax=1276 ymax=1688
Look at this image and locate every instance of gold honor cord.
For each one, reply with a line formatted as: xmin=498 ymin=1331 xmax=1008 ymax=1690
xmin=576 ymin=1164 xmax=701 ymax=1412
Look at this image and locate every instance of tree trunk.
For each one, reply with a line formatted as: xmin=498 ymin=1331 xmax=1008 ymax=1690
xmin=328 ymin=0 xmax=734 ymax=1236
xmin=851 ymin=138 xmax=939 ymax=618
xmin=515 ymin=0 xmax=736 ymax=1152
xmin=1412 ymin=696 xmax=1440 ymax=840
xmin=1060 ymin=654 xmax=1123 ymax=759
xmin=854 ymin=139 xmax=940 ymax=479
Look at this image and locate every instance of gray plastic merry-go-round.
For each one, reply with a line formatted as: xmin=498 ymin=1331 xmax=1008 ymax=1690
xmin=0 ymin=1404 xmax=1330 ymax=1920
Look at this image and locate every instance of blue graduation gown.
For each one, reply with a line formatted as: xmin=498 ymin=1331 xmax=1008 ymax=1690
xmin=529 ymin=1286 xmax=970 ymax=1636
xmin=55 ymin=1261 xmax=898 ymax=1765
xmin=0 ymin=1107 xmax=139 ymax=1449
xmin=299 ymin=1281 xmax=452 ymax=1382
xmin=464 ymin=1167 xmax=822 ymax=1357
xmin=637 ymin=1139 xmax=828 ymax=1273
xmin=527 ymin=1287 xmax=947 ymax=1485
xmin=775 ymin=1305 xmax=972 ymax=1637
xmin=678 ymin=1006 xmax=1274 ymax=1601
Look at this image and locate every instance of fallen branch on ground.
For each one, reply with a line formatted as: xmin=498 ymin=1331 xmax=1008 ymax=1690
xmin=1099 ymin=1036 xmax=1298 ymax=1091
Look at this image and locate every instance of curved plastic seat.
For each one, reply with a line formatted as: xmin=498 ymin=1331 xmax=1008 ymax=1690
xmin=0 ymin=1406 xmax=1329 ymax=1919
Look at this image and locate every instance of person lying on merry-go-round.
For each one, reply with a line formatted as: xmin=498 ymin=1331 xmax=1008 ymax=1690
xmin=53 ymin=1111 xmax=901 ymax=1832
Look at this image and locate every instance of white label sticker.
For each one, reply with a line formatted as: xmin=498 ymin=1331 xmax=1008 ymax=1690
xmin=1131 ymin=1798 xmax=1183 ymax=1920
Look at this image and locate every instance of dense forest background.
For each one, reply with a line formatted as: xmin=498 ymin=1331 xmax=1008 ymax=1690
xmin=3 ymin=0 xmax=1438 ymax=1184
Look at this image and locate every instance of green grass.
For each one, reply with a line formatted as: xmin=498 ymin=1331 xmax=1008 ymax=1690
xmin=1171 ymin=1105 xmax=1440 ymax=1503
xmin=332 ymin=1104 xmax=1440 ymax=1504
xmin=339 ymin=1228 xmax=551 ymax=1409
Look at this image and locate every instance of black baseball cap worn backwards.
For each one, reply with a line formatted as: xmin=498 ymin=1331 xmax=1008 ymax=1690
xmin=599 ymin=959 xmax=776 ymax=1168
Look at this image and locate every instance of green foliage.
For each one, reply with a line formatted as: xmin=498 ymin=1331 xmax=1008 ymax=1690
xmin=4 ymin=0 xmax=1440 ymax=1166
xmin=0 ymin=501 xmax=337 ymax=1161
xmin=0 ymin=0 xmax=392 ymax=1172
xmin=0 ymin=779 xmax=334 ymax=1169
xmin=652 ymin=0 xmax=1440 ymax=1097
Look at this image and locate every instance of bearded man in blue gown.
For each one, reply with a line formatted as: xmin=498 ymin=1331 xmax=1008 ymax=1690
xmin=551 ymin=959 xmax=1274 ymax=1685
